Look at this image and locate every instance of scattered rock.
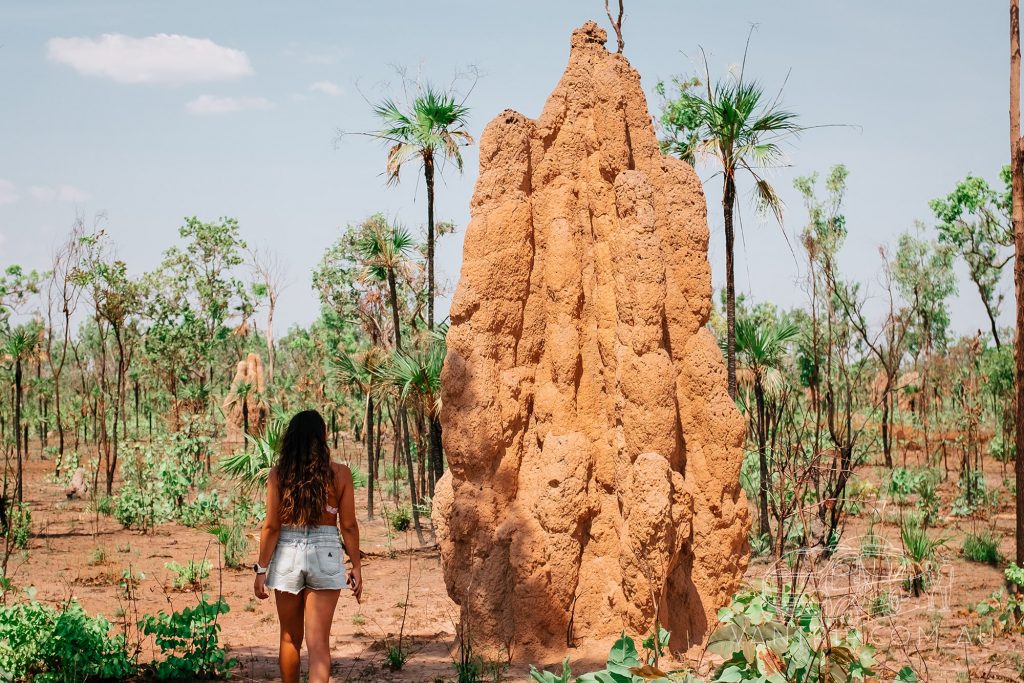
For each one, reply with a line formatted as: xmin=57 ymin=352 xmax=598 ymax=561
xmin=65 ymin=467 xmax=88 ymax=500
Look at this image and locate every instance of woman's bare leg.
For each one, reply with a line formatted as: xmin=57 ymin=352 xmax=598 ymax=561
xmin=274 ymin=589 xmax=306 ymax=683
xmin=304 ymin=589 xmax=341 ymax=683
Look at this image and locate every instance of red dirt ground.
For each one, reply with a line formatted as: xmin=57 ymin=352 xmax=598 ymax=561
xmin=12 ymin=442 xmax=1024 ymax=682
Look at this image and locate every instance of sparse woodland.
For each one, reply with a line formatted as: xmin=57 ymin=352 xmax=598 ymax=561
xmin=4 ymin=4 xmax=1024 ymax=683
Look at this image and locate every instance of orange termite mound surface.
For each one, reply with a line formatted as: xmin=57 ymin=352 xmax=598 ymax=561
xmin=434 ymin=21 xmax=750 ymax=660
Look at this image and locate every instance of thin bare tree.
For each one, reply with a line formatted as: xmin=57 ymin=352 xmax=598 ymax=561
xmin=249 ymin=246 xmax=288 ymax=387
xmin=45 ymin=218 xmax=85 ymax=471
xmin=604 ymin=0 xmax=625 ymax=53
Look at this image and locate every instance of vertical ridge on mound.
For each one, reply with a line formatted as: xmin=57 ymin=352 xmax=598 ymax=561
xmin=434 ymin=21 xmax=749 ymax=658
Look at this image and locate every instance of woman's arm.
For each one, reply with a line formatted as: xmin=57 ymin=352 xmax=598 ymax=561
xmin=254 ymin=468 xmax=282 ymax=599
xmin=337 ymin=465 xmax=362 ymax=602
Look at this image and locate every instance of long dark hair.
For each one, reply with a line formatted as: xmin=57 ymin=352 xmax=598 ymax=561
xmin=277 ymin=410 xmax=332 ymax=527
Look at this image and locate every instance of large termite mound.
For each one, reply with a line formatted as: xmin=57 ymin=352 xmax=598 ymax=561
xmin=223 ymin=352 xmax=268 ymax=442
xmin=433 ymin=22 xmax=749 ymax=658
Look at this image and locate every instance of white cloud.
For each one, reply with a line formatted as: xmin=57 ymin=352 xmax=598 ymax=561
xmin=29 ymin=185 xmax=91 ymax=203
xmin=309 ymin=80 xmax=343 ymax=97
xmin=59 ymin=185 xmax=90 ymax=202
xmin=0 ymin=180 xmax=17 ymax=206
xmin=29 ymin=186 xmax=55 ymax=201
xmin=47 ymin=33 xmax=253 ymax=85
xmin=186 ymin=94 xmax=274 ymax=115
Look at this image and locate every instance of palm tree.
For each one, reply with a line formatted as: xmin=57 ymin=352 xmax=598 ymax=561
xmin=734 ymin=316 xmax=798 ymax=539
xmin=356 ymin=215 xmax=416 ymax=352
xmin=3 ymin=324 xmax=41 ymax=504
xmin=335 ymin=346 xmax=388 ymax=519
xmin=229 ymin=380 xmax=254 ymax=437
xmin=380 ymin=327 xmax=446 ymax=496
xmin=371 ymin=85 xmax=473 ymax=330
xmin=219 ymin=417 xmax=285 ymax=498
xmin=659 ymin=49 xmax=802 ymax=398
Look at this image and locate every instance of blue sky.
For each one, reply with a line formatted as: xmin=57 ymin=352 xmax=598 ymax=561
xmin=0 ymin=1 xmax=1012 ymax=336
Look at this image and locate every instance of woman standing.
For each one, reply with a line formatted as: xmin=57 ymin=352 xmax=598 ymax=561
xmin=253 ymin=410 xmax=363 ymax=683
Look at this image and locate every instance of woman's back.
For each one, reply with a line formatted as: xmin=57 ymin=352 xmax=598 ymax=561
xmin=275 ymin=461 xmax=347 ymax=528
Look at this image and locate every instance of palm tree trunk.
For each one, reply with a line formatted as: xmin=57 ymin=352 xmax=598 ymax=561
xmin=425 ymin=153 xmax=436 ymax=331
xmin=401 ymin=412 xmax=424 ymax=544
xmin=366 ymin=395 xmax=375 ymax=520
xmin=14 ymin=358 xmax=22 ymax=505
xmin=755 ymin=378 xmax=770 ymax=539
xmin=429 ymin=417 xmax=443 ymax=491
xmin=387 ymin=269 xmax=402 ymax=352
xmin=723 ymin=173 xmax=738 ymax=399
xmin=1010 ymin=0 xmax=1024 ymax=567
xmin=242 ymin=397 xmax=249 ymax=438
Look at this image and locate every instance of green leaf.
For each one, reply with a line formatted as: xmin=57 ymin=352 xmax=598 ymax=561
xmin=608 ymin=634 xmax=641 ymax=668
xmin=895 ymin=665 xmax=918 ymax=682
xmin=716 ymin=665 xmax=745 ymax=682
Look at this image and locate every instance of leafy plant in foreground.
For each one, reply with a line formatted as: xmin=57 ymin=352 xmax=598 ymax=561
xmin=139 ymin=595 xmax=236 ymax=680
xmin=0 ymin=599 xmax=135 ymax=683
xmin=709 ymin=590 xmax=879 ymax=683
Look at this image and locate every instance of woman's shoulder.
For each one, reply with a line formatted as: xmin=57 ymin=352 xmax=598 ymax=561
xmin=331 ymin=461 xmax=353 ymax=483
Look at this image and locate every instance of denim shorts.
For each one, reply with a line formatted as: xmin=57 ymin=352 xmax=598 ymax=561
xmin=266 ymin=525 xmax=347 ymax=594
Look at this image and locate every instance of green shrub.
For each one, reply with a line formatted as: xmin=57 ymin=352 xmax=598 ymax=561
xmin=748 ymin=530 xmax=771 ymax=558
xmin=93 ymin=495 xmax=114 ymax=515
xmin=139 ymin=595 xmax=236 ymax=680
xmin=709 ymin=590 xmax=879 ymax=682
xmin=738 ymin=450 xmax=759 ymax=504
xmin=912 ymin=475 xmax=941 ymax=525
xmin=860 ymin=526 xmax=886 ymax=558
xmin=113 ymin=445 xmax=171 ymax=532
xmin=207 ymin=520 xmax=249 ymax=569
xmin=384 ymin=464 xmax=406 ymax=481
xmin=868 ymin=591 xmax=896 ymax=617
xmin=989 ymin=433 xmax=1013 ymax=462
xmin=887 ymin=467 xmax=918 ymax=500
xmin=387 ymin=506 xmax=412 ymax=532
xmin=87 ymin=546 xmax=107 ymax=566
xmin=159 ymin=427 xmax=212 ymax=511
xmin=165 ymin=559 xmax=211 ymax=591
xmin=951 ymin=468 xmax=994 ymax=517
xmin=529 ymin=590 xmax=904 ymax=682
xmin=113 ymin=486 xmax=162 ymax=532
xmin=7 ymin=503 xmax=31 ymax=550
xmin=1006 ymin=562 xmax=1024 ymax=590
xmin=0 ymin=599 xmax=134 ymax=682
xmin=177 ymin=491 xmax=226 ymax=528
xmin=385 ymin=643 xmax=409 ymax=671
xmin=888 ymin=467 xmax=939 ymax=506
xmin=900 ymin=514 xmax=945 ymax=597
xmin=962 ymin=530 xmax=1003 ymax=566
xmin=530 ymin=657 xmax=572 ymax=683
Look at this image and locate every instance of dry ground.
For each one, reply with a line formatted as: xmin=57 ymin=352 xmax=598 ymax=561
xmin=11 ymin=441 xmax=1024 ymax=682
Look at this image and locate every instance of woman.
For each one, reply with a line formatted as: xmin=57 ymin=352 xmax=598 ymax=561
xmin=253 ymin=409 xmax=363 ymax=683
